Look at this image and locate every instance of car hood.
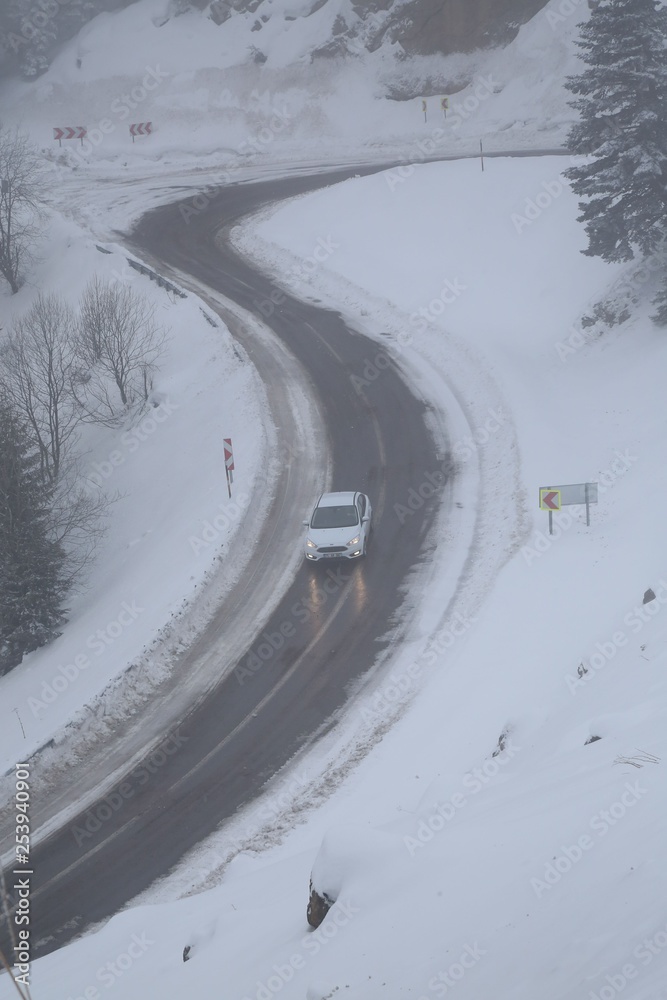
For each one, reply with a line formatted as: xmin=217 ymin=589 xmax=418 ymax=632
xmin=308 ymin=525 xmax=360 ymax=547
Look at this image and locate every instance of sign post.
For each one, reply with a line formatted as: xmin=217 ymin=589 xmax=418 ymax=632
xmin=441 ymin=97 xmax=449 ymax=118
xmin=224 ymin=438 xmax=234 ymax=499
xmin=129 ymin=122 xmax=153 ymax=142
xmin=53 ymin=126 xmax=87 ymax=147
xmin=539 ymin=482 xmax=598 ymax=535
xmin=422 ymin=99 xmax=427 ymax=122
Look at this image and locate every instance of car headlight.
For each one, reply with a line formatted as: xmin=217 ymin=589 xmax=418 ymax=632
xmin=306 ymin=538 xmax=317 ymax=548
xmin=347 ymin=535 xmax=360 ymax=546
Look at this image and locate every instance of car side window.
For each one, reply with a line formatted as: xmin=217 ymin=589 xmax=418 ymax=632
xmin=357 ymin=495 xmax=365 ymax=520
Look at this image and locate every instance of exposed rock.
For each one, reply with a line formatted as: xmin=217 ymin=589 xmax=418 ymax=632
xmin=209 ymin=1 xmax=232 ymax=25
xmin=381 ymin=0 xmax=551 ymax=56
xmin=643 ymin=588 xmax=656 ymax=605
xmin=585 ymin=735 xmax=601 ymax=745
xmin=307 ymin=879 xmax=335 ymax=929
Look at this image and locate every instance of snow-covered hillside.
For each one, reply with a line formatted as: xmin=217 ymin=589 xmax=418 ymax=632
xmin=5 ymin=0 xmax=666 ymax=998
xmin=1 ymin=0 xmax=580 ymax=181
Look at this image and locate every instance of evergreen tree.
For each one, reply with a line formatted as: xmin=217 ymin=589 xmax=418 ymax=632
xmin=0 ymin=395 xmax=67 ymax=675
xmin=565 ymin=0 xmax=667 ymax=263
xmin=651 ymin=258 xmax=667 ymax=324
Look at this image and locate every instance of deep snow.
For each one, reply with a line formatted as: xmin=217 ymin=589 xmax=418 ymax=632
xmin=2 ymin=0 xmax=667 ymax=998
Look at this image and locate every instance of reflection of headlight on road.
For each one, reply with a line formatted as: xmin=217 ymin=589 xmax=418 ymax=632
xmin=306 ymin=538 xmax=317 ymax=548
xmin=347 ymin=536 xmax=360 ymax=546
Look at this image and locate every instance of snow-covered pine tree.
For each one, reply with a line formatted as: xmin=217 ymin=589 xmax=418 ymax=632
xmin=565 ymin=0 xmax=667 ymax=263
xmin=651 ymin=254 xmax=667 ymax=323
xmin=0 ymin=395 xmax=67 ymax=675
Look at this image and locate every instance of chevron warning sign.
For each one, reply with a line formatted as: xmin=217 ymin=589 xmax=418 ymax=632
xmin=129 ymin=122 xmax=153 ymax=139
xmin=539 ymin=489 xmax=561 ymax=511
xmin=53 ymin=126 xmax=87 ymax=144
xmin=224 ymin=438 xmax=234 ymax=498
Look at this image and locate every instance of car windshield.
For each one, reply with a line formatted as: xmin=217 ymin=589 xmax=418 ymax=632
xmin=311 ymin=504 xmax=359 ymax=529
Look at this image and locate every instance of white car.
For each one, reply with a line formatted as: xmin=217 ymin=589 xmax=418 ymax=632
xmin=303 ymin=491 xmax=372 ymax=561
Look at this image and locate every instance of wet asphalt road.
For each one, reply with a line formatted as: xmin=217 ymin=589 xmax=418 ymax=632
xmin=0 ymin=165 xmax=445 ymax=961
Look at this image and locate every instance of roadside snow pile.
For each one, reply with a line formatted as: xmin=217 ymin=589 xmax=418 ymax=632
xmin=0 ymin=213 xmax=266 ymax=776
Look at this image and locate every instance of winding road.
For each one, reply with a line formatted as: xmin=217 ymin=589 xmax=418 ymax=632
xmin=1 ymin=166 xmax=446 ymax=961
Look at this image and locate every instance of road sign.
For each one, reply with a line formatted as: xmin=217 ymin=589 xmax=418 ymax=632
xmin=53 ymin=126 xmax=87 ymax=145
xmin=224 ymin=438 xmax=234 ymax=498
xmin=539 ymin=489 xmax=561 ymax=511
xmin=545 ymin=482 xmax=598 ymax=506
xmin=539 ymin=481 xmax=598 ymax=533
xmin=129 ymin=122 xmax=153 ymax=140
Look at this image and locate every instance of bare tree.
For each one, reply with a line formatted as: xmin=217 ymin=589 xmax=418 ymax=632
xmin=74 ymin=276 xmax=165 ymax=421
xmin=0 ymin=126 xmax=44 ymax=293
xmin=0 ymin=293 xmax=80 ymax=483
xmin=50 ymin=456 xmax=113 ymax=588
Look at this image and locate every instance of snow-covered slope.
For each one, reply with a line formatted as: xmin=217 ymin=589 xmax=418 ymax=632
xmin=0 ymin=0 xmax=581 ymax=176
xmin=9 ymin=146 xmax=667 ymax=1000
xmin=6 ymin=0 xmax=665 ymax=998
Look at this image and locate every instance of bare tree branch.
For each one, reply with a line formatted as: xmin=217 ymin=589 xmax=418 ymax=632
xmin=0 ymin=126 xmax=45 ymax=293
xmin=0 ymin=294 xmax=80 ymax=483
xmin=49 ymin=453 xmax=115 ymax=588
xmin=74 ymin=277 xmax=166 ymax=421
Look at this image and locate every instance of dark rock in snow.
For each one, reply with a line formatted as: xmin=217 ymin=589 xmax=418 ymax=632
xmin=307 ymin=879 xmax=335 ymax=929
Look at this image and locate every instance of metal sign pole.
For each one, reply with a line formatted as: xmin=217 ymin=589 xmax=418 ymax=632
xmin=585 ymin=482 xmax=590 ymax=526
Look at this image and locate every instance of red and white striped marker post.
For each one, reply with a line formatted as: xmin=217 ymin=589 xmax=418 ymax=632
xmin=224 ymin=438 xmax=234 ymax=498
